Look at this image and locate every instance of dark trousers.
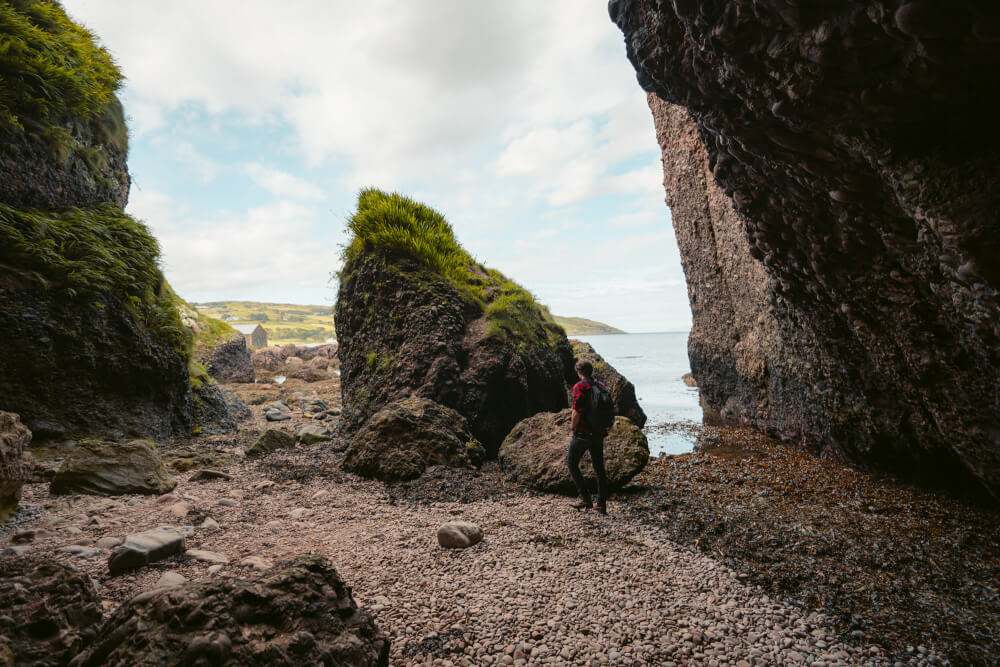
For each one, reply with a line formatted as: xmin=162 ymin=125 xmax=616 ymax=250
xmin=567 ymin=432 xmax=609 ymax=502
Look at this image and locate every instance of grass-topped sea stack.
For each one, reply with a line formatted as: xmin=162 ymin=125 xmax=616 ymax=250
xmin=0 ymin=1 xmax=241 ymax=447
xmin=336 ymin=189 xmax=574 ymax=468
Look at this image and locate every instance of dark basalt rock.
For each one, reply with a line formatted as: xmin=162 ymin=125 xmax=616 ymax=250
xmin=0 ymin=556 xmax=103 ymax=667
xmin=201 ymin=333 xmax=255 ymax=383
xmin=336 ymin=255 xmax=572 ymax=457
xmin=343 ymin=397 xmax=486 ymax=482
xmin=569 ymin=339 xmax=647 ymax=427
xmin=72 ymin=555 xmax=389 ymax=667
xmin=611 ymin=0 xmax=1000 ymax=498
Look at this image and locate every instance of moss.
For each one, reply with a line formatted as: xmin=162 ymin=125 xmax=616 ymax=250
xmin=342 ymin=189 xmax=563 ymax=348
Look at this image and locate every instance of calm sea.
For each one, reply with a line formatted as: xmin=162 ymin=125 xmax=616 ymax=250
xmin=574 ymin=332 xmax=701 ymax=456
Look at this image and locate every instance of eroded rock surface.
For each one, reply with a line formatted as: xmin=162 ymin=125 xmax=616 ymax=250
xmin=74 ymin=555 xmax=389 ymax=667
xmin=343 ymin=397 xmax=486 ymax=482
xmin=569 ymin=339 xmax=647 ymax=427
xmin=0 ymin=556 xmax=103 ymax=666
xmin=499 ymin=410 xmax=649 ymax=495
xmin=612 ymin=0 xmax=1000 ymax=497
xmin=0 ymin=412 xmax=31 ymax=523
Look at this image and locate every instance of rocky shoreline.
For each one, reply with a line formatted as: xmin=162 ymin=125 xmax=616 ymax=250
xmin=4 ymin=372 xmax=996 ymax=665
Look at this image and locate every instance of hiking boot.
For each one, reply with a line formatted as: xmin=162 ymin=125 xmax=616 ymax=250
xmin=571 ymin=499 xmax=593 ymax=510
xmin=596 ymin=498 xmax=607 ymax=515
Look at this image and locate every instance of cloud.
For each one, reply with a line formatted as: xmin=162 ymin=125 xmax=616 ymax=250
xmin=243 ymin=163 xmax=325 ymax=201
xmin=172 ymin=142 xmax=219 ymax=182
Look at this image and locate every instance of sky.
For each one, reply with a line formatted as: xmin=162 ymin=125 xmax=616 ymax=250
xmin=62 ymin=0 xmax=692 ymax=333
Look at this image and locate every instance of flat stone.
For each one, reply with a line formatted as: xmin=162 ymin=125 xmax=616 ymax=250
xmin=264 ymin=412 xmax=291 ymax=422
xmin=58 ymin=545 xmax=101 ymax=559
xmin=200 ymin=517 xmax=220 ymax=531
xmin=288 ymin=507 xmax=310 ymax=519
xmin=217 ymin=498 xmax=238 ymax=507
xmin=187 ymin=549 xmax=229 ymax=565
xmin=108 ymin=527 xmax=187 ymax=575
xmin=1 ymin=545 xmax=31 ymax=557
xmin=310 ymin=489 xmax=329 ymax=501
xmin=167 ymin=502 xmax=192 ymax=518
xmin=437 ymin=521 xmax=483 ymax=549
xmin=96 ymin=536 xmax=123 ymax=549
xmin=239 ymin=556 xmax=272 ymax=571
xmin=189 ymin=469 xmax=232 ymax=482
xmin=207 ymin=564 xmax=224 ymax=575
xmin=154 ymin=571 xmax=187 ymax=588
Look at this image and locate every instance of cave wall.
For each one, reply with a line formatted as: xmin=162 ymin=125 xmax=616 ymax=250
xmin=612 ymin=0 xmax=1000 ymax=497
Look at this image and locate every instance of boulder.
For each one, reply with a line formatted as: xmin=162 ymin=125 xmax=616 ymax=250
xmin=437 ymin=521 xmax=483 ymax=549
xmin=309 ymin=356 xmax=329 ymax=370
xmin=192 ymin=383 xmax=247 ymax=435
xmin=0 ymin=556 xmax=103 ymax=666
xmin=202 ymin=333 xmax=255 ymax=383
xmin=498 ymin=410 xmax=649 ymax=495
xmin=108 ymin=526 xmax=187 ymax=575
xmin=73 ymin=555 xmax=390 ymax=667
xmin=0 ymin=412 xmax=32 ymax=522
xmin=343 ymin=397 xmax=487 ymax=482
xmin=613 ymin=2 xmax=1000 ymax=498
xmin=569 ymin=340 xmax=647 ymax=427
xmin=246 ymin=429 xmax=296 ymax=457
xmin=335 ymin=191 xmax=573 ymax=456
xmin=284 ymin=356 xmax=304 ymax=371
xmin=251 ymin=348 xmax=282 ymax=372
xmin=297 ymin=423 xmax=333 ymax=445
xmin=50 ymin=439 xmax=176 ymax=496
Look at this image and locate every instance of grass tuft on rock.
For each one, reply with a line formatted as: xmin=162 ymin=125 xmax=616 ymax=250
xmin=343 ymin=188 xmax=565 ymax=347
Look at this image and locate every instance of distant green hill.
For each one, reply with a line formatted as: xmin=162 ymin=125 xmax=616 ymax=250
xmin=194 ymin=301 xmax=622 ymax=342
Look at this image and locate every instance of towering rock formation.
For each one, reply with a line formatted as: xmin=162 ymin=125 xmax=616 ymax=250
xmin=612 ymin=1 xmax=1000 ymax=497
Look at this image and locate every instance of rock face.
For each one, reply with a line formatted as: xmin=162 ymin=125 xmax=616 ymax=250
xmin=569 ymin=340 xmax=647 ymax=427
xmin=202 ymin=333 xmax=255 ymax=383
xmin=0 ymin=556 xmax=104 ymax=666
xmin=612 ymin=1 xmax=1000 ymax=498
xmin=0 ymin=412 xmax=32 ymax=522
xmin=499 ymin=410 xmax=649 ymax=495
xmin=336 ymin=192 xmax=573 ymax=457
xmin=343 ymin=397 xmax=487 ymax=482
xmin=50 ymin=439 xmax=176 ymax=496
xmin=75 ymin=555 xmax=390 ymax=666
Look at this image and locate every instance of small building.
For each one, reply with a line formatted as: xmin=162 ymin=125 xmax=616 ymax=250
xmin=232 ymin=323 xmax=268 ymax=349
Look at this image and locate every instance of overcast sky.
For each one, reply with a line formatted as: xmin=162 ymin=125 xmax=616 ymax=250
xmin=63 ymin=0 xmax=691 ymax=333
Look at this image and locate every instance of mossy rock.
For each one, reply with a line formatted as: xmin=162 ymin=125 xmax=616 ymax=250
xmin=247 ymin=429 xmax=296 ymax=457
xmin=50 ymin=439 xmax=176 ymax=496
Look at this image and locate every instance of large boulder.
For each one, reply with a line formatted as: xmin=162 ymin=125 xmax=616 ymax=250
xmin=72 ymin=555 xmax=389 ymax=666
xmin=202 ymin=333 xmax=255 ymax=383
xmin=499 ymin=410 xmax=649 ymax=495
xmin=613 ymin=1 xmax=1000 ymax=498
xmin=569 ymin=339 xmax=647 ymax=427
xmin=50 ymin=439 xmax=176 ymax=496
xmin=336 ymin=190 xmax=573 ymax=456
xmin=0 ymin=412 xmax=32 ymax=522
xmin=343 ymin=397 xmax=486 ymax=482
xmin=0 ymin=556 xmax=104 ymax=666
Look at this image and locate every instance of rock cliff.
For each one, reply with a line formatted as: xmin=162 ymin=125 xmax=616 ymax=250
xmin=336 ymin=189 xmax=573 ymax=456
xmin=612 ymin=1 xmax=1000 ymax=497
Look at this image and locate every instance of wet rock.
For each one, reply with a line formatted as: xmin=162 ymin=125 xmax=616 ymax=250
xmin=343 ymin=397 xmax=486 ymax=482
xmin=569 ymin=340 xmax=647 ymax=427
xmin=72 ymin=555 xmax=390 ymax=666
xmin=108 ymin=526 xmax=187 ymax=575
xmin=0 ymin=411 xmax=32 ymax=523
xmin=50 ymin=439 xmax=176 ymax=496
xmin=246 ymin=429 xmax=296 ymax=457
xmin=0 ymin=556 xmax=103 ymax=666
xmin=498 ymin=410 xmax=649 ymax=495
xmin=437 ymin=521 xmax=483 ymax=549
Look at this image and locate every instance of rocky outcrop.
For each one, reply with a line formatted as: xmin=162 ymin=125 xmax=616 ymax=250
xmin=499 ymin=410 xmax=649 ymax=495
xmin=0 ymin=412 xmax=32 ymax=522
xmin=50 ymin=439 xmax=176 ymax=496
xmin=343 ymin=397 xmax=486 ymax=482
xmin=0 ymin=556 xmax=104 ymax=666
xmin=569 ymin=339 xmax=647 ymax=427
xmin=336 ymin=191 xmax=572 ymax=456
xmin=612 ymin=1 xmax=1000 ymax=498
xmin=74 ymin=555 xmax=389 ymax=666
xmin=201 ymin=334 xmax=255 ymax=383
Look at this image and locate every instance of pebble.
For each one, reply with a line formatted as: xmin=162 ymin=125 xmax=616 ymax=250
xmin=95 ymin=536 xmax=123 ymax=549
xmin=200 ymin=517 xmax=220 ymax=531
xmin=155 ymin=571 xmax=187 ymax=588
xmin=167 ymin=502 xmax=192 ymax=518
xmin=239 ymin=556 xmax=272 ymax=571
xmin=187 ymin=549 xmax=230 ymax=565
xmin=217 ymin=498 xmax=238 ymax=507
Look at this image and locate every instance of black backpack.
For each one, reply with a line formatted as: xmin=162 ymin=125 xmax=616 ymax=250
xmin=587 ymin=379 xmax=615 ymax=432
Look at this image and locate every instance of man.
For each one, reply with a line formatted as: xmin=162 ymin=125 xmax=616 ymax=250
xmin=567 ymin=359 xmax=611 ymax=514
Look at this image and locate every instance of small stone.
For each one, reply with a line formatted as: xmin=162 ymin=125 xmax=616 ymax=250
xmin=288 ymin=507 xmax=310 ymax=519
xmin=310 ymin=489 xmax=329 ymax=501
xmin=437 ymin=521 xmax=483 ymax=549
xmin=217 ymin=498 xmax=238 ymax=507
xmin=200 ymin=517 xmax=220 ymax=531
xmin=189 ymin=469 xmax=232 ymax=482
xmin=207 ymin=564 xmax=224 ymax=575
xmin=167 ymin=502 xmax=191 ymax=518
xmin=108 ymin=526 xmax=187 ymax=575
xmin=96 ymin=536 xmax=123 ymax=549
xmin=1 ymin=545 xmax=31 ymax=557
xmin=239 ymin=556 xmax=272 ymax=571
xmin=187 ymin=549 xmax=229 ymax=565
xmin=155 ymin=571 xmax=187 ymax=588
xmin=58 ymin=545 xmax=101 ymax=559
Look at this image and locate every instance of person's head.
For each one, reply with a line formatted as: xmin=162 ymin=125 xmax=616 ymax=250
xmin=575 ymin=359 xmax=593 ymax=379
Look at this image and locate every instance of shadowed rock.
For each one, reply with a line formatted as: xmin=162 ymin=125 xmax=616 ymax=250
xmin=499 ymin=410 xmax=649 ymax=495
xmin=343 ymin=397 xmax=486 ymax=482
xmin=0 ymin=412 xmax=31 ymax=522
xmin=50 ymin=439 xmax=176 ymax=496
xmin=73 ymin=555 xmax=389 ymax=667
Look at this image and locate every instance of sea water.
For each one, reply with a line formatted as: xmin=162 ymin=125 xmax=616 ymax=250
xmin=574 ymin=332 xmax=701 ymax=456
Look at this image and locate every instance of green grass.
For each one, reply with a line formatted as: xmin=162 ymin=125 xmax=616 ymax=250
xmin=194 ymin=301 xmax=335 ymax=344
xmin=0 ymin=1 xmax=122 ymax=132
xmin=343 ymin=189 xmax=565 ymax=348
